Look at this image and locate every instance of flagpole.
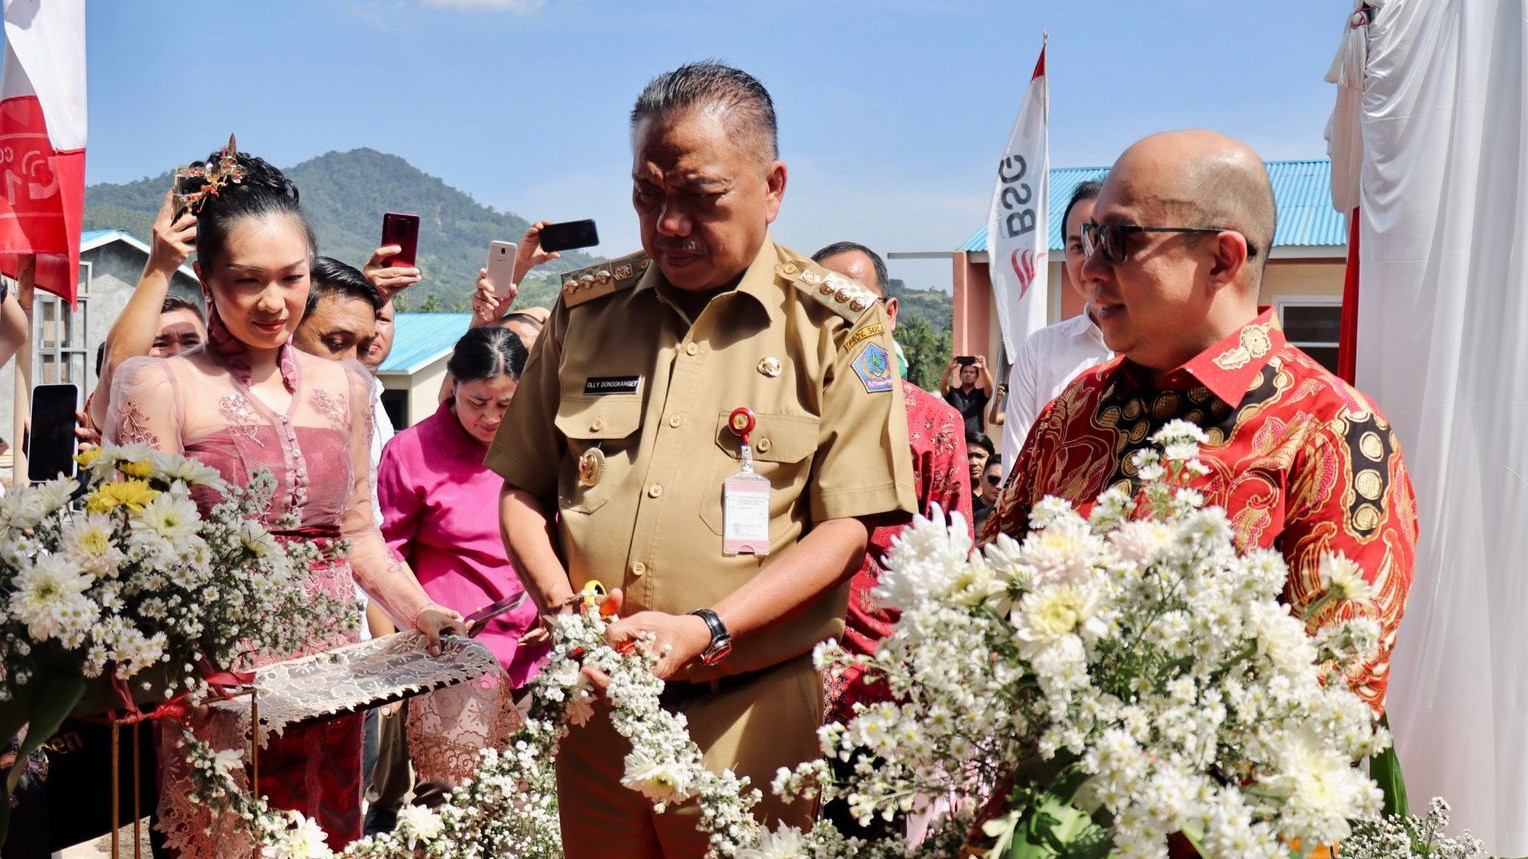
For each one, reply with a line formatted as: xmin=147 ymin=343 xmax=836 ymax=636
xmin=11 ymin=256 xmax=33 ymax=485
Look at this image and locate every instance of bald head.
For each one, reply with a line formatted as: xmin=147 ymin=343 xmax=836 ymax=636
xmin=1108 ymin=130 xmax=1275 ymax=285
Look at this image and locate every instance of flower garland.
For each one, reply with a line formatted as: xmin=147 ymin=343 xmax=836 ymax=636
xmin=177 ymin=425 xmax=1405 ymax=858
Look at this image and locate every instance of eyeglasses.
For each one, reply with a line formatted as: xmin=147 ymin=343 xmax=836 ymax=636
xmin=985 ymin=474 xmax=1001 ymax=486
xmin=1080 ymin=221 xmax=1257 ymax=264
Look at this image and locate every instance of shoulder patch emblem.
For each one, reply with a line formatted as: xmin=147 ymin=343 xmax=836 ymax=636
xmin=559 ymin=251 xmax=651 ymax=308
xmin=852 ymin=342 xmax=895 ymax=393
xmin=779 ymin=260 xmax=877 ymax=323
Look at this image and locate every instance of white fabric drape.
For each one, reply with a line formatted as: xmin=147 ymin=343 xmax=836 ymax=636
xmin=1330 ymin=0 xmax=1528 ymax=850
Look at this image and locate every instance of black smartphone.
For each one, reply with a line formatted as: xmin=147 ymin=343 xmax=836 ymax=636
xmin=955 ymin=355 xmax=977 ymax=366
xmin=464 ymin=593 xmax=527 ymax=638
xmin=381 ymin=212 xmax=420 ymax=268
xmin=537 ymin=219 xmax=599 ymax=253
xmin=27 ymin=383 xmax=80 ymax=483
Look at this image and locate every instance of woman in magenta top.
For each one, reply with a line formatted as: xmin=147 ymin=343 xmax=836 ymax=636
xmin=378 ymin=326 xmax=547 ymax=687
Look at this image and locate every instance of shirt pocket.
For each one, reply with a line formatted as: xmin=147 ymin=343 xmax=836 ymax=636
xmin=699 ymin=411 xmax=820 ymax=536
xmin=553 ymin=394 xmax=643 ymax=515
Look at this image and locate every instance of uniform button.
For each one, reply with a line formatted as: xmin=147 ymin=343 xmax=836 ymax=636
xmin=631 ymin=562 xmax=647 ymax=577
xmin=668 ymin=415 xmax=682 ymax=428
xmin=685 ymin=343 xmax=699 ymax=356
xmin=591 ymin=417 xmax=606 ymax=432
xmin=647 ymin=484 xmax=663 ymax=498
xmin=756 ymin=437 xmax=772 ymax=453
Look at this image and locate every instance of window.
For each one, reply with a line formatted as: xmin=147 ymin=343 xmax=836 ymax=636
xmin=1275 ymin=297 xmax=1342 ymax=374
xmin=34 ymin=290 xmax=88 ymax=387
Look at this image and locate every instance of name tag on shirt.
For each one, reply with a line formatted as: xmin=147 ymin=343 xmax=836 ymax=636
xmin=584 ymin=376 xmax=641 ymax=395
xmin=722 ymin=472 xmax=771 ymax=556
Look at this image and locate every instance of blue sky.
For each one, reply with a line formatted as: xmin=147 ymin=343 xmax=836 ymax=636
xmin=78 ymin=0 xmax=1344 ymax=291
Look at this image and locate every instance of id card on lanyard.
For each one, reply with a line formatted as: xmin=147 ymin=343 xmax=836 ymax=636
xmin=723 ymin=407 xmax=771 ymax=556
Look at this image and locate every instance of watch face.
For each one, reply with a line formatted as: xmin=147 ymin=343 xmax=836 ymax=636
xmin=701 ymin=637 xmax=733 ymax=666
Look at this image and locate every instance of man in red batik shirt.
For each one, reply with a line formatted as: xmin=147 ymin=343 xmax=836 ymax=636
xmin=985 ymin=130 xmax=1416 ymax=715
xmin=812 ymin=241 xmax=973 ymax=724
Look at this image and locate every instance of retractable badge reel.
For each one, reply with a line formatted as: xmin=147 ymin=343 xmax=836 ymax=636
xmin=722 ymin=407 xmax=771 ymax=556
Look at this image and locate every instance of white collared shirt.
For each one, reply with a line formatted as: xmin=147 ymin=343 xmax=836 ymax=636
xmin=1002 ymin=312 xmax=1113 ymax=474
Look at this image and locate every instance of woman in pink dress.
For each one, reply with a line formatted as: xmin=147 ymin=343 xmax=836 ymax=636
xmin=378 ymin=326 xmax=547 ymax=689
xmin=107 ymin=147 xmax=462 ymax=855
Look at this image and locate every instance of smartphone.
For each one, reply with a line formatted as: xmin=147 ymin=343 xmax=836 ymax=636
xmin=381 ymin=212 xmax=421 ymax=268
xmin=464 ymin=592 xmax=528 ymax=638
xmin=537 ymin=219 xmax=599 ymax=253
xmin=27 ymin=383 xmax=80 ymax=483
xmin=485 ymin=241 xmax=519 ymax=300
xmin=171 ymin=166 xmax=196 ymax=221
xmin=955 ymin=355 xmax=977 ymax=366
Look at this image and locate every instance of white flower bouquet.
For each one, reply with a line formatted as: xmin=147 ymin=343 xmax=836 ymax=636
xmin=169 ymin=426 xmax=1397 ymax=859
xmin=780 ymin=421 xmax=1391 ymax=857
xmin=0 ymin=443 xmax=350 ymax=838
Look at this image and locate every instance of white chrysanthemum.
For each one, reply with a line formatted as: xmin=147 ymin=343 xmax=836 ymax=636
xmin=1318 ymin=551 xmax=1374 ymax=605
xmin=1247 ymin=602 xmax=1316 ymax=676
xmin=32 ymin=477 xmax=76 ymax=515
xmin=395 ymin=803 xmax=444 ymax=847
xmin=1260 ymin=728 xmax=1381 ymax=841
xmin=151 ymin=450 xmax=226 ymax=488
xmin=0 ymin=486 xmax=49 ymax=531
xmin=877 ymin=509 xmax=973 ymax=611
xmin=238 ymin=520 xmax=282 ymax=560
xmin=10 ymin=553 xmax=93 ymax=642
xmin=737 ymin=824 xmax=808 ymax=859
xmin=264 ymin=811 xmax=333 ymax=858
xmin=1011 ymin=582 xmax=1107 ymax=660
xmin=132 ymin=490 xmax=201 ymax=545
xmin=1152 ymin=419 xmax=1209 ymax=448
xmin=60 ymin=512 xmax=126 ymax=578
xmin=1018 ymin=513 xmax=1097 ymax=586
xmin=621 ymin=749 xmax=692 ymax=805
xmin=1109 ymin=519 xmax=1176 ymax=565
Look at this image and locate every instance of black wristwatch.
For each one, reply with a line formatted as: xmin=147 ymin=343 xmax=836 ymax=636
xmin=688 ymin=608 xmax=733 ymax=666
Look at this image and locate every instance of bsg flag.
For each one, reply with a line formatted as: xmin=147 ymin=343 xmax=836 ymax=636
xmin=985 ymin=43 xmax=1048 ymax=358
xmin=0 ymin=0 xmax=87 ymax=303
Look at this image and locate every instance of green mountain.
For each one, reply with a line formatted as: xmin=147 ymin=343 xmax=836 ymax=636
xmin=83 ymin=147 xmax=598 ymax=312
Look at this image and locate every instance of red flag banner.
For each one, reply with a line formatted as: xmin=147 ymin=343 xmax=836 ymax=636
xmin=0 ymin=0 xmax=87 ymax=304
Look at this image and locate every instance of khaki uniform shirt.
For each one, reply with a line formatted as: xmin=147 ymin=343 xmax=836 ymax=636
xmin=487 ymin=238 xmax=916 ymax=680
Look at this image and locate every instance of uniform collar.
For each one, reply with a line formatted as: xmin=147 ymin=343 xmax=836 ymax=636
xmin=1112 ymin=309 xmax=1284 ymax=408
xmin=637 ymin=236 xmax=782 ymax=317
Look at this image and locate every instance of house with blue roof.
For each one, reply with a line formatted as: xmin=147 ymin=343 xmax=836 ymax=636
xmin=951 ymin=159 xmax=1349 ymax=373
xmin=375 ymin=313 xmax=473 ymax=428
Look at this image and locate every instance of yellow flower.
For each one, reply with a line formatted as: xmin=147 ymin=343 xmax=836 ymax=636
xmin=118 ymin=459 xmax=155 ymax=478
xmin=75 ymin=446 xmax=103 ymax=468
xmin=86 ymin=480 xmax=159 ymax=514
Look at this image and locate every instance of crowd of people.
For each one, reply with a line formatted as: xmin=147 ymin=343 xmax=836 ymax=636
xmin=0 ymin=59 xmax=1418 ymax=859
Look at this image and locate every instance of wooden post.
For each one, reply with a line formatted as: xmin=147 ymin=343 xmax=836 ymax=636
xmin=10 ymin=255 xmax=34 ymax=485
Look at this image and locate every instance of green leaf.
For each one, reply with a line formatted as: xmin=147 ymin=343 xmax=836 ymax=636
xmin=5 ymin=673 xmax=86 ymax=794
xmin=1369 ymin=713 xmax=1409 ymax=818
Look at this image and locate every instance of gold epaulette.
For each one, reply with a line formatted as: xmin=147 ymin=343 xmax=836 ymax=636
xmin=776 ymin=259 xmax=877 ymax=323
xmin=557 ymin=251 xmax=652 ymax=308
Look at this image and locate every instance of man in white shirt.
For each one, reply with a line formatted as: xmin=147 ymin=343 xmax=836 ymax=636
xmin=1004 ymin=180 xmax=1114 ymax=471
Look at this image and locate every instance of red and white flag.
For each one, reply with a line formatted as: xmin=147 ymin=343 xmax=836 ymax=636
xmin=0 ymin=0 xmax=86 ymax=303
xmin=985 ymin=41 xmax=1048 ymax=358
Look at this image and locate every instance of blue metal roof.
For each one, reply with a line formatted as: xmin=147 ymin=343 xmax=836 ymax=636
xmin=378 ymin=313 xmax=472 ymax=374
xmin=961 ymin=159 xmax=1344 ymax=253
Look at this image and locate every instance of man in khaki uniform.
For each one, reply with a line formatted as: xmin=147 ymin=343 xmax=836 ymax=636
xmin=488 ymin=61 xmax=915 ymax=857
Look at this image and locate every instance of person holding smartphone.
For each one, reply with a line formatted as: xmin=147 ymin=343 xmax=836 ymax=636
xmin=939 ymin=353 xmax=995 ymax=436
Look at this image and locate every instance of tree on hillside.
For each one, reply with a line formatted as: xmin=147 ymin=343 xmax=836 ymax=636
xmin=896 ymin=314 xmax=953 ymax=391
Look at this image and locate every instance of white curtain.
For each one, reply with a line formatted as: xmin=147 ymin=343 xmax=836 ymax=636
xmin=1332 ymin=0 xmax=1528 ymax=850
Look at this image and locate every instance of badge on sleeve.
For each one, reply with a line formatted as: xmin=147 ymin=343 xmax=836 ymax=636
xmin=851 ymin=342 xmax=895 ymax=393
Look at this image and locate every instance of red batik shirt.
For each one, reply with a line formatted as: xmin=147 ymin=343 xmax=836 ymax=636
xmin=824 ymin=380 xmax=973 ymax=724
xmin=984 ymin=310 xmax=1417 ymax=712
